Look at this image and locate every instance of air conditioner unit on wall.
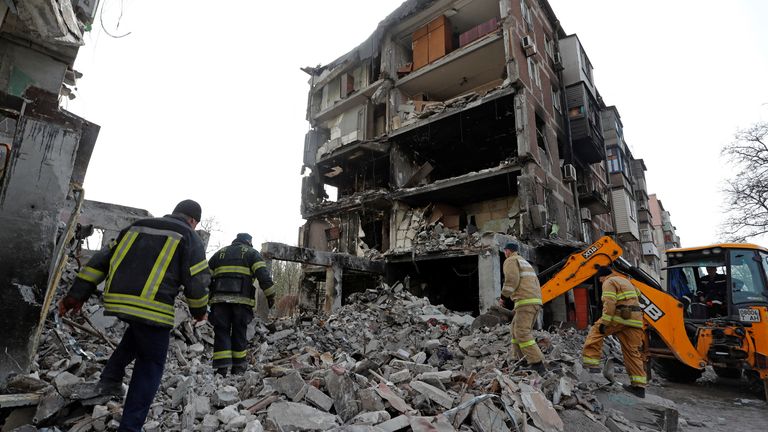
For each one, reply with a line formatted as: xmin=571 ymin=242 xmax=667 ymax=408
xmin=553 ymin=52 xmax=564 ymax=71
xmin=580 ymin=207 xmax=591 ymax=221
xmin=522 ymin=36 xmax=534 ymax=48
xmin=562 ymin=164 xmax=576 ymax=182
xmin=522 ymin=36 xmax=537 ymax=57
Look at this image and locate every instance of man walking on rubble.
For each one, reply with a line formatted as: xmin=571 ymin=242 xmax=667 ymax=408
xmin=58 ymin=199 xmax=211 ymax=432
xmin=582 ymin=266 xmax=647 ymax=398
xmin=208 ymin=233 xmax=275 ymax=376
xmin=499 ymin=242 xmax=546 ymax=374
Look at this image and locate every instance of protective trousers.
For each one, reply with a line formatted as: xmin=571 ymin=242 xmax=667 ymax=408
xmin=510 ymin=304 xmax=544 ymax=364
xmin=582 ymin=322 xmax=647 ymax=387
xmin=211 ymin=303 xmax=253 ymax=369
xmin=100 ymin=321 xmax=170 ymax=432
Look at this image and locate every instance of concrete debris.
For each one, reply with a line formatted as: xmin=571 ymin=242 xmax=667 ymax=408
xmin=267 ymin=401 xmax=340 ymax=430
xmin=13 ymin=273 xmax=692 ymax=432
xmin=212 ymin=385 xmax=240 ymax=407
xmin=305 ymin=384 xmax=334 ymax=411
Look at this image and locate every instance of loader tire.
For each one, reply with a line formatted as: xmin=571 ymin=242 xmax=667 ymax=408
xmin=652 ymin=358 xmax=703 ymax=383
xmin=713 ymin=367 xmax=742 ymax=379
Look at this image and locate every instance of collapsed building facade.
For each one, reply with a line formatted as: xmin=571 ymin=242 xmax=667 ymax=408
xmin=287 ymin=0 xmax=683 ymax=321
xmin=0 ymin=1 xmax=102 ymax=387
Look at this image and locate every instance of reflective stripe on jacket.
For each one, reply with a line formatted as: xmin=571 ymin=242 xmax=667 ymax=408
xmin=600 ymin=274 xmax=643 ymax=328
xmin=501 ymin=252 xmax=542 ymax=309
xmin=68 ymin=214 xmax=211 ymax=328
xmin=208 ymin=240 xmax=275 ymax=306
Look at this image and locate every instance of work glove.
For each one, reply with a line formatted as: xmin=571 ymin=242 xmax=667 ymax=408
xmin=500 ymin=296 xmax=514 ymax=310
xmin=598 ymin=323 xmax=606 ymax=335
xmin=267 ymin=295 xmax=275 ymax=309
xmin=57 ymin=295 xmax=84 ymax=316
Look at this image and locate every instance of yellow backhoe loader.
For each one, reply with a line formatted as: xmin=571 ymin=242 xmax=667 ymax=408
xmin=537 ymin=236 xmax=768 ymax=397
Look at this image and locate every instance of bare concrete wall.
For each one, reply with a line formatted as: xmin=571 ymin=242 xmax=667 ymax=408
xmin=0 ymin=111 xmax=98 ymax=387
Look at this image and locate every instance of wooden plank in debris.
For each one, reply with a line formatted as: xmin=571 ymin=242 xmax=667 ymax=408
xmin=261 ymin=243 xmax=385 ymax=274
xmin=0 ymin=393 xmax=42 ymax=408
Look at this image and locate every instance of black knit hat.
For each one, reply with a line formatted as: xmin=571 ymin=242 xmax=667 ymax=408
xmin=596 ymin=266 xmax=613 ymax=277
xmin=235 ymin=233 xmax=253 ymax=245
xmin=173 ymin=199 xmax=202 ymax=221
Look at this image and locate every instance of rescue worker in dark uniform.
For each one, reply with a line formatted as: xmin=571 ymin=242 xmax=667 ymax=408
xmin=208 ymin=233 xmax=275 ymax=375
xmin=58 ymin=200 xmax=210 ymax=432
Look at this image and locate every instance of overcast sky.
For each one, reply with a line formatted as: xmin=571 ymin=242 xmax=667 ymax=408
xmin=69 ymin=0 xmax=768 ymax=251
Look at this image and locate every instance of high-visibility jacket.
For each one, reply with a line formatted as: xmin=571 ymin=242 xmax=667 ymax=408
xmin=501 ymin=252 xmax=542 ymax=309
xmin=601 ymin=273 xmax=643 ymax=328
xmin=68 ymin=214 xmax=211 ymax=328
xmin=208 ymin=240 xmax=275 ymax=307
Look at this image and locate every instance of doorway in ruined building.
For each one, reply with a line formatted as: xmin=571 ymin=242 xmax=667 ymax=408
xmin=387 ymin=255 xmax=480 ymax=315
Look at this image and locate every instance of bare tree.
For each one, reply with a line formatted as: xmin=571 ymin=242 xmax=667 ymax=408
xmin=270 ymin=260 xmax=302 ymax=298
xmin=199 ymin=216 xmax=224 ymax=254
xmin=720 ymin=121 xmax=768 ymax=242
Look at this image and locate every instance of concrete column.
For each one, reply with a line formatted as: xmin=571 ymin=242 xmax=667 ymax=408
xmin=478 ymin=251 xmax=501 ymax=313
xmin=324 ymin=264 xmax=343 ymax=313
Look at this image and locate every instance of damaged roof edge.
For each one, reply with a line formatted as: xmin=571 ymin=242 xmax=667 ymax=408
xmin=305 ymin=0 xmax=438 ymax=76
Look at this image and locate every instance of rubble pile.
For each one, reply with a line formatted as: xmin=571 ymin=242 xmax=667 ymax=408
xmin=1 ymin=278 xmax=688 ymax=432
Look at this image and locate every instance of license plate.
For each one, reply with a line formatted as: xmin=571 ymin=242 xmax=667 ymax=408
xmin=739 ymin=308 xmax=761 ymax=323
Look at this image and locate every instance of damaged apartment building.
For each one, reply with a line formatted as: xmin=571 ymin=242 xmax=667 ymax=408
xmin=277 ymin=0 xmax=681 ymax=322
xmin=0 ymin=0 xmax=102 ymax=387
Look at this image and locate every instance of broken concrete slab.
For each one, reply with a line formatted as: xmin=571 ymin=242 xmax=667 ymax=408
xmin=415 ymin=370 xmax=452 ymax=384
xmin=358 ymin=387 xmax=385 ymax=412
xmin=212 ymin=385 xmax=240 ymax=407
xmin=410 ymin=380 xmax=454 ymax=409
xmin=191 ymin=395 xmax=211 ymax=420
xmin=389 ymin=369 xmax=412 ymax=384
xmin=376 ymin=414 xmax=411 ymax=432
xmin=3 ymin=407 xmax=37 ymax=431
xmin=597 ymin=390 xmax=679 ymax=432
xmin=326 ymin=370 xmax=361 ymax=421
xmin=409 ymin=414 xmax=456 ymax=432
xmin=305 ymin=385 xmax=334 ymax=412
xmin=471 ymin=398 xmax=510 ymax=432
xmin=266 ymin=401 xmax=340 ymax=431
xmin=351 ymin=410 xmax=390 ymax=424
xmin=375 ymin=383 xmax=412 ymax=414
xmin=216 ymin=405 xmax=240 ymax=424
xmin=276 ymin=370 xmax=308 ymax=401
xmin=33 ymin=390 xmax=67 ymax=424
xmin=201 ymin=414 xmax=220 ymax=432
xmin=0 ymin=393 xmax=43 ymax=409
xmin=520 ymin=383 xmax=564 ymax=432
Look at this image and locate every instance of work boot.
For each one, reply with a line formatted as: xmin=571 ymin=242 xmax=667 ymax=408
xmin=215 ymin=367 xmax=229 ymax=377
xmin=95 ymin=379 xmax=124 ymax=398
xmin=523 ymin=362 xmax=547 ymax=374
xmin=622 ymin=383 xmax=646 ymax=398
xmin=230 ymin=365 xmax=247 ymax=375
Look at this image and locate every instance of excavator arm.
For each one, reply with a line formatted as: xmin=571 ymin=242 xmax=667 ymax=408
xmin=539 ymin=236 xmax=707 ymax=370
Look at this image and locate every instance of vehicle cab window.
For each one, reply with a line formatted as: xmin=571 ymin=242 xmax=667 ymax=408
xmin=729 ymin=250 xmax=768 ymax=305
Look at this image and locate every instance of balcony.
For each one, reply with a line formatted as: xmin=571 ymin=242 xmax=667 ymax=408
xmin=642 ymin=241 xmax=660 ymax=258
xmin=576 ymin=171 xmax=610 ymax=215
xmin=313 ymin=79 xmax=385 ymax=124
xmin=396 ymin=32 xmax=505 ymax=102
xmin=566 ymin=83 xmax=605 ymax=164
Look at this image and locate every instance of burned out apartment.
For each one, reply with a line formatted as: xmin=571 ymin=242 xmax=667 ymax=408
xmin=288 ymin=0 xmax=683 ymax=323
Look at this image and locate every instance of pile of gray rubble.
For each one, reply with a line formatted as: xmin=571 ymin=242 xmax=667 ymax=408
xmin=1 ymin=273 xmax=702 ymax=431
